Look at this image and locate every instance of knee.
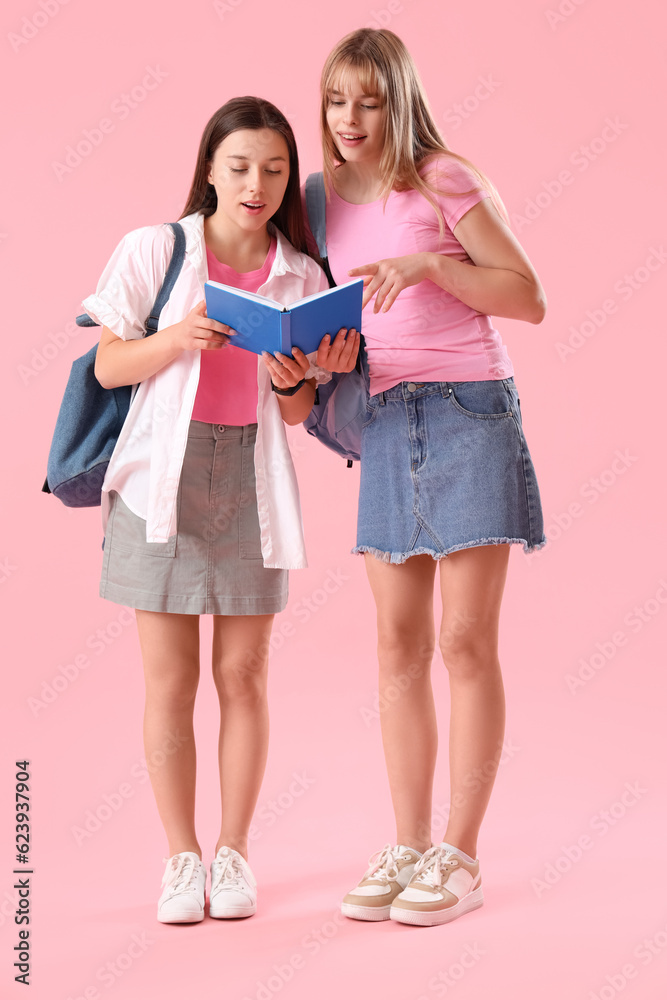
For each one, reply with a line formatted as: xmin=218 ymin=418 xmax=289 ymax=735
xmin=146 ymin=671 xmax=199 ymax=712
xmin=438 ymin=623 xmax=499 ymax=679
xmin=377 ymin=628 xmax=435 ymax=667
xmin=213 ymin=655 xmax=268 ymax=704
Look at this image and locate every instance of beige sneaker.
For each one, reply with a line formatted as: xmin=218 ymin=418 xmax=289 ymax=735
xmin=341 ymin=843 xmax=423 ymax=921
xmin=390 ymin=844 xmax=483 ymax=926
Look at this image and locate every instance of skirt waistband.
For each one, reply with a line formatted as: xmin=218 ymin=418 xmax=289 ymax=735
xmin=187 ymin=419 xmax=257 ymax=443
xmin=374 ymin=376 xmax=515 ymax=403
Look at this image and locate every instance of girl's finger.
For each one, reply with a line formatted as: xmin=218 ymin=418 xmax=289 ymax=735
xmin=274 ymin=352 xmax=305 ymax=382
xmin=362 ymin=277 xmax=383 ymax=309
xmin=373 ymin=280 xmax=393 ymax=314
xmin=315 ymin=335 xmax=331 ymax=367
xmin=340 ymin=329 xmax=359 ymax=367
xmin=290 ymin=347 xmax=312 ymax=375
xmin=200 ymin=334 xmax=229 ymax=349
xmin=348 ymin=263 xmax=379 ymax=277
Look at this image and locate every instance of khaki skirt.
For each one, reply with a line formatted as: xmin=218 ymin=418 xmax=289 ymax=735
xmin=99 ymin=420 xmax=288 ymax=615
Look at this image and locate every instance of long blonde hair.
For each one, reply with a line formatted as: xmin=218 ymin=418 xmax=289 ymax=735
xmin=319 ymin=29 xmax=509 ymax=234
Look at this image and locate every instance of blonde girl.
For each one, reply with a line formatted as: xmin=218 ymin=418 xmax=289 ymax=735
xmin=306 ymin=30 xmax=546 ymax=926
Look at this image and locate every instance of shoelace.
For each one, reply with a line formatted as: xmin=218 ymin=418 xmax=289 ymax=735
xmin=411 ymin=846 xmax=460 ymax=888
xmin=161 ymin=854 xmax=203 ymax=896
xmin=211 ymin=849 xmax=246 ymax=893
xmin=362 ymin=843 xmax=407 ymax=883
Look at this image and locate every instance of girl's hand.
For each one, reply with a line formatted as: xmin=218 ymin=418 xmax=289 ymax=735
xmin=171 ymin=300 xmax=236 ymax=352
xmin=348 ymin=254 xmax=432 ymax=313
xmin=316 ymin=328 xmax=360 ymax=372
xmin=261 ymin=346 xmax=311 ymax=390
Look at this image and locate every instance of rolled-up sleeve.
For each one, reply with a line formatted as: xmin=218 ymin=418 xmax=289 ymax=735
xmin=81 ymin=226 xmax=160 ymax=341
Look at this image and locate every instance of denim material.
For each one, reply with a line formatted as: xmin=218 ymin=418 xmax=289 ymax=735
xmin=354 ymin=377 xmax=546 ymax=562
xmin=99 ymin=419 xmax=288 ymax=614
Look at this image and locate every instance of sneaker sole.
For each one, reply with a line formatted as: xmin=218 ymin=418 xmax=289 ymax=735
xmin=390 ymin=887 xmax=484 ymax=926
xmin=341 ymin=901 xmax=391 ymax=921
xmin=157 ymin=910 xmax=205 ymax=923
xmin=209 ymin=904 xmax=256 ymax=919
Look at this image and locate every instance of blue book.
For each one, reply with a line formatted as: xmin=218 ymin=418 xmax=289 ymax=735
xmin=204 ymin=277 xmax=363 ymax=357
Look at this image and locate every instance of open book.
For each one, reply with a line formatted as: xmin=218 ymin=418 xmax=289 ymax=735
xmin=204 ymin=278 xmax=363 ymax=356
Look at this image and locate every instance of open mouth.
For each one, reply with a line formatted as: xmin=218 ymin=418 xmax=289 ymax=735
xmin=338 ymin=132 xmax=367 ymax=146
xmin=241 ymin=201 xmax=266 ymax=213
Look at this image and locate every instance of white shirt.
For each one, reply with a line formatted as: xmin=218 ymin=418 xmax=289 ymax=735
xmin=82 ymin=212 xmax=330 ymax=569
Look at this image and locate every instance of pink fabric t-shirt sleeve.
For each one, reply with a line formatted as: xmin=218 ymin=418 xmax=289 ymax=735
xmin=421 ymin=156 xmax=492 ymax=235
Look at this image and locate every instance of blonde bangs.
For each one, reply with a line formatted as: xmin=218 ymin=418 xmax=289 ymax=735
xmin=324 ymin=57 xmax=385 ymax=104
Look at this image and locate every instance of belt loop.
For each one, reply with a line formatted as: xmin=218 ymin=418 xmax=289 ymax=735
xmin=379 ymin=391 xmax=385 ymax=405
xmin=242 ymin=423 xmax=250 ymax=446
xmin=440 ymin=381 xmax=450 ymax=397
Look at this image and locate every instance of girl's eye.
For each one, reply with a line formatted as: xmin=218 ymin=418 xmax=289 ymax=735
xmin=230 ymin=167 xmax=281 ymax=175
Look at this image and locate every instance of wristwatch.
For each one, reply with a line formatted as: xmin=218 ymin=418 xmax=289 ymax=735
xmin=271 ymin=378 xmax=306 ymax=396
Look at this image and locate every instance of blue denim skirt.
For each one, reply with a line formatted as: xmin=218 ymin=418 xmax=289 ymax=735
xmin=100 ymin=420 xmax=288 ymax=614
xmin=353 ymin=377 xmax=546 ymax=563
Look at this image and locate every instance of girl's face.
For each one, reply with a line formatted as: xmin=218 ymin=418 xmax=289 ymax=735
xmin=207 ymin=128 xmax=290 ymax=231
xmin=325 ymin=71 xmax=385 ymax=164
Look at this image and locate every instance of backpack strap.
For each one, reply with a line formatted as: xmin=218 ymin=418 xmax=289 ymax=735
xmin=305 ymin=172 xmax=327 ymax=258
xmin=75 ymin=221 xmax=186 ymax=333
xmin=144 ymin=222 xmax=186 ymax=335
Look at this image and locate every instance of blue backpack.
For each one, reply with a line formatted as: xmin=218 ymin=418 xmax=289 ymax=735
xmin=303 ymin=173 xmax=369 ymax=466
xmin=41 ymin=222 xmax=186 ymax=507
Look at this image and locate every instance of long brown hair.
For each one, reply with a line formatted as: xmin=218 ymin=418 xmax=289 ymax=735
xmin=180 ymin=96 xmax=307 ymax=253
xmin=319 ymin=30 xmax=509 ymax=234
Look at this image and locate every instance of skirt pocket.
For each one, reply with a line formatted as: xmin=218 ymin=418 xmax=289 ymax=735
xmin=448 ymin=380 xmax=513 ymax=420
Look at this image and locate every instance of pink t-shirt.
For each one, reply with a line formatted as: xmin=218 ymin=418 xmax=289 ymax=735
xmin=191 ymin=238 xmax=277 ymax=424
xmin=303 ymin=156 xmax=514 ymax=395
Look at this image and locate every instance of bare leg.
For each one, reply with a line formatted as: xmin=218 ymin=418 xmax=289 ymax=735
xmin=211 ymin=614 xmax=274 ymax=861
xmin=437 ymin=544 xmax=511 ymax=859
xmin=364 ymin=553 xmax=438 ymax=854
xmin=135 ymin=610 xmax=201 ymax=858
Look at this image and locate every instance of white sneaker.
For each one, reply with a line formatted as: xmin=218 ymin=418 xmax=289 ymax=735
xmin=157 ymin=851 xmax=206 ymax=923
xmin=341 ymin=843 xmax=423 ymax=921
xmin=209 ymin=846 xmax=257 ymax=919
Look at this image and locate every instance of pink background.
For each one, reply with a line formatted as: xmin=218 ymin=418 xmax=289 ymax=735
xmin=2 ymin=1 xmax=666 ymax=997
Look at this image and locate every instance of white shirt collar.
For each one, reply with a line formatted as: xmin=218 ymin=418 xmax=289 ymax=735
xmin=177 ymin=211 xmax=309 ymax=285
